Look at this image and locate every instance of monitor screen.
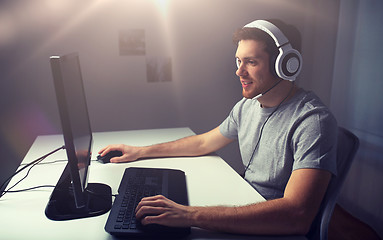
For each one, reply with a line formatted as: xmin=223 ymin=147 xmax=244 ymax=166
xmin=46 ymin=53 xmax=111 ymax=220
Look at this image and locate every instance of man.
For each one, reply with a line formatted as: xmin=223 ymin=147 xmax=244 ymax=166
xmin=98 ymin=19 xmax=337 ymax=235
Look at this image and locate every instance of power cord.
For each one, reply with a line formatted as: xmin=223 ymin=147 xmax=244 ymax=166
xmin=86 ymin=189 xmax=118 ymax=198
xmin=19 ymin=159 xmax=67 ymax=166
xmin=4 ymin=185 xmax=56 ymax=193
xmin=0 ymin=145 xmax=65 ymax=198
xmin=0 ymin=146 xmax=117 ymax=199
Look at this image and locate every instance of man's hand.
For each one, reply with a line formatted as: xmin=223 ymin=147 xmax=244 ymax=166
xmin=98 ymin=144 xmax=141 ymax=163
xmin=135 ymin=169 xmax=331 ymax=235
xmin=135 ymin=195 xmax=194 ymax=228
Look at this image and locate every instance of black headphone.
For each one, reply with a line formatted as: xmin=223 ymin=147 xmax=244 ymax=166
xmin=243 ymin=20 xmax=302 ymax=81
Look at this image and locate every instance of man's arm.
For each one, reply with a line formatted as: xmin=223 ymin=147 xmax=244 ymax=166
xmin=98 ymin=127 xmax=234 ymax=163
xmin=135 ymin=168 xmax=331 ymax=236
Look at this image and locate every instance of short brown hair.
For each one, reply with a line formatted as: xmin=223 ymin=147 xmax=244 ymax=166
xmin=233 ymin=27 xmax=279 ymax=60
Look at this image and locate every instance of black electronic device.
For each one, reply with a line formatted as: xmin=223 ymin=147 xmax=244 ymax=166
xmin=104 ymin=167 xmax=190 ymax=238
xmin=97 ymin=150 xmax=123 ymax=163
xmin=45 ymin=53 xmax=112 ymax=220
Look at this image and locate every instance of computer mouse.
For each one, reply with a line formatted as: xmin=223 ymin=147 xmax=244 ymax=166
xmin=97 ymin=150 xmax=123 ymax=163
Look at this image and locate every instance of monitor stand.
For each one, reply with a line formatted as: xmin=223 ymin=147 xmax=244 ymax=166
xmin=45 ymin=164 xmax=112 ymax=221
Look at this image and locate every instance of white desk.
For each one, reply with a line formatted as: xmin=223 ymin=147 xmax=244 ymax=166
xmin=0 ymin=128 xmax=305 ymax=240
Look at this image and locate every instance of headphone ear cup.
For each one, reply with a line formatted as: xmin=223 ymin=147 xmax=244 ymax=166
xmin=269 ymin=53 xmax=278 ymax=77
xmin=275 ymin=46 xmax=302 ymax=81
xmin=282 ymin=53 xmax=300 ymax=75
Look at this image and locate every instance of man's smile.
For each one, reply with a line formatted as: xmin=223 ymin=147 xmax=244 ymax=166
xmin=241 ymin=80 xmax=254 ymax=88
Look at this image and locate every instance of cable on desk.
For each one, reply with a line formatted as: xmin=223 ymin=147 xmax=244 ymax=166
xmin=86 ymin=189 xmax=118 ymax=200
xmin=19 ymin=159 xmax=68 ymax=166
xmin=0 ymin=145 xmax=65 ymax=198
xmin=3 ymin=185 xmax=56 ymax=193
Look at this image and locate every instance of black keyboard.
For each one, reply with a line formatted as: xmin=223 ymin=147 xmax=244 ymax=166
xmin=104 ymin=167 xmax=190 ymax=238
xmin=114 ymin=168 xmax=162 ymax=230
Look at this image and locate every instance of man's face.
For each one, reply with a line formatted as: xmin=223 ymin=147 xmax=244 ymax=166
xmin=235 ymin=39 xmax=277 ymax=99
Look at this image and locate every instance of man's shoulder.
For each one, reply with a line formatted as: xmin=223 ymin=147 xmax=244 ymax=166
xmin=235 ymin=97 xmax=252 ymax=105
xmin=231 ymin=97 xmax=257 ymax=111
xmin=289 ymin=89 xmax=337 ymax=128
xmin=293 ymin=89 xmax=331 ymax=112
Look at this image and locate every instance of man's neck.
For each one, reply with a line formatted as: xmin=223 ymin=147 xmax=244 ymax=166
xmin=257 ymin=80 xmax=297 ymax=108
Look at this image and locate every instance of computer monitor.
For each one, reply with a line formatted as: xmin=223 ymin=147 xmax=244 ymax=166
xmin=45 ymin=52 xmax=112 ymax=220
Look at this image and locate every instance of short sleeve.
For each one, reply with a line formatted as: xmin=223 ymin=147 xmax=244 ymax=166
xmin=219 ymin=99 xmax=247 ymax=140
xmin=291 ymin=108 xmax=338 ymax=176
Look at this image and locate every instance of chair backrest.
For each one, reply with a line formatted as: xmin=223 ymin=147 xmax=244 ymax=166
xmin=307 ymin=127 xmax=359 ymax=240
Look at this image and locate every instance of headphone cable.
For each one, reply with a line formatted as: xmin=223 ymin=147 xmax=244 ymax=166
xmin=243 ymin=82 xmax=295 ymax=177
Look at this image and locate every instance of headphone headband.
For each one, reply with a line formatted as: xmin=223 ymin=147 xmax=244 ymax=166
xmin=242 ymin=20 xmax=302 ymax=81
xmin=244 ymin=20 xmax=289 ymax=48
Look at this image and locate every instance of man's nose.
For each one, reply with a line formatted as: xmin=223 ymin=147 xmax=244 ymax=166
xmin=236 ymin=63 xmax=247 ymax=77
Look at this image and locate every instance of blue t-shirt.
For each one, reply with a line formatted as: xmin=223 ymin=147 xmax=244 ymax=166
xmin=219 ymin=89 xmax=337 ymax=200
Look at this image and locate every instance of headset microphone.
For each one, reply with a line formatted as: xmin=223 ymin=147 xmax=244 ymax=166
xmin=252 ymin=79 xmax=283 ymax=100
